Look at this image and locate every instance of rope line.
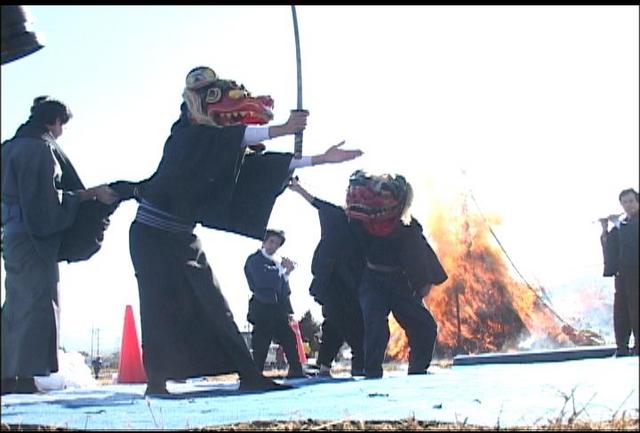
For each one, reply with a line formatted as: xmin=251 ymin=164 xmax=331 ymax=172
xmin=461 ymin=171 xmax=570 ymax=327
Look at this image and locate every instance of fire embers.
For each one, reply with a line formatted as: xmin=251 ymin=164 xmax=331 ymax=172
xmin=387 ymin=195 xmax=604 ymax=361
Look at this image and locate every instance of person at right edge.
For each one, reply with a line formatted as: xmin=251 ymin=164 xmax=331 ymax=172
xmin=600 ymin=188 xmax=639 ymax=356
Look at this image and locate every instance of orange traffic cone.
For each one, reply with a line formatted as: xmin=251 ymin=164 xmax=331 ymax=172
xmin=290 ymin=320 xmax=308 ymax=365
xmin=117 ymin=305 xmax=147 ymax=383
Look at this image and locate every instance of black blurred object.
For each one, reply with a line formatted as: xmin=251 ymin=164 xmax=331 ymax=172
xmin=603 ymin=227 xmax=620 ymax=277
xmin=91 ymin=357 xmax=103 ymax=380
xmin=109 ymin=180 xmax=141 ymax=202
xmin=57 ymin=200 xmax=116 ymax=263
xmin=199 ymin=152 xmax=293 ymax=240
xmin=247 ymin=143 xmax=266 ymax=153
xmin=57 ymin=180 xmax=141 ymax=263
xmin=1 ymin=5 xmax=44 ymax=65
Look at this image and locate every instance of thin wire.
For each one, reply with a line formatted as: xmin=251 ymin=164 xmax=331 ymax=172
xmin=461 ymin=170 xmax=570 ymax=326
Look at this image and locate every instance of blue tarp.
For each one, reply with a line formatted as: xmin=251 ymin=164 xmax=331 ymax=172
xmin=1 ymin=356 xmax=638 ymax=430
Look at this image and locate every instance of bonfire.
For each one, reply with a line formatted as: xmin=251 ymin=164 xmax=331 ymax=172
xmin=388 ymin=193 xmax=604 ymax=361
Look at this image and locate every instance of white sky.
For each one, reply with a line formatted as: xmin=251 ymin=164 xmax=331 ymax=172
xmin=1 ymin=5 xmax=638 ymax=354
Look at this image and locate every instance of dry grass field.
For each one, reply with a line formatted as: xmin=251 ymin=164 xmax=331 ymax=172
xmin=2 ymin=417 xmax=639 ymax=431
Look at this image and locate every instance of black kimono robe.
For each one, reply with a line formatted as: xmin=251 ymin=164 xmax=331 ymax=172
xmin=1 ymin=123 xmax=83 ymax=379
xmin=129 ymin=115 xmax=294 ymax=382
xmin=308 ymin=198 xmax=365 ymax=305
xmin=307 ymin=198 xmax=366 ymax=371
xmin=1 ymin=122 xmax=132 ymax=380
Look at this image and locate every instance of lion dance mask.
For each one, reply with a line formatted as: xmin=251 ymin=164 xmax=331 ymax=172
xmin=183 ymin=66 xmax=274 ymax=129
xmin=345 ymin=170 xmax=414 ymax=237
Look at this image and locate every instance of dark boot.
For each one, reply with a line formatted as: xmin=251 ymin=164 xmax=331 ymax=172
xmin=351 ymin=358 xmax=365 ymax=377
xmin=614 ymin=347 xmax=631 ymax=357
xmin=286 ymin=362 xmax=312 ymax=379
xmin=144 ymin=379 xmax=169 ymax=396
xmin=13 ymin=377 xmax=39 ymax=394
xmin=350 ymin=367 xmax=365 ymax=377
xmin=286 ymin=371 xmax=310 ymax=379
xmin=239 ymin=375 xmax=292 ymax=391
xmin=1 ymin=378 xmax=17 ymax=395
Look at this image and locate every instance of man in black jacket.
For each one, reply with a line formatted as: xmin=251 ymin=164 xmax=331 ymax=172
xmin=600 ymin=188 xmax=639 ymax=356
xmin=244 ymin=229 xmax=306 ymax=378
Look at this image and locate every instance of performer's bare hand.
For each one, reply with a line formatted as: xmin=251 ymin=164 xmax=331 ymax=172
xmin=268 ymin=111 xmax=309 ymax=138
xmin=284 ymin=110 xmax=309 ymax=135
xmin=313 ymin=141 xmax=363 ymax=165
xmin=288 ymin=176 xmax=302 ymax=193
xmin=95 ymin=185 xmax=119 ymax=205
xmin=83 ymin=185 xmax=119 ymax=204
xmin=288 ymin=177 xmax=315 ymax=204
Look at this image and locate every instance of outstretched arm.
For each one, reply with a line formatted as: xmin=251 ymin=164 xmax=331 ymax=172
xmin=288 ymin=177 xmax=315 ymax=205
xmin=242 ymin=110 xmax=362 ymax=166
xmin=288 ymin=140 xmax=363 ymax=170
xmin=241 ymin=111 xmax=308 ymax=148
xmin=310 ymin=141 xmax=363 ymax=165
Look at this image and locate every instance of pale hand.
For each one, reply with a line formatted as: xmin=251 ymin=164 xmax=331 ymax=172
xmin=284 ymin=110 xmax=308 ymax=135
xmin=288 ymin=177 xmax=303 ymax=193
xmin=281 ymin=257 xmax=296 ymax=273
xmin=95 ymin=186 xmax=119 ymax=205
xmin=599 ymin=218 xmax=609 ymax=231
xmin=86 ymin=185 xmax=119 ymax=205
xmin=316 ymin=141 xmax=363 ymax=164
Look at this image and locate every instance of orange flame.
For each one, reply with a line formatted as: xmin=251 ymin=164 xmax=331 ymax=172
xmin=387 ymin=194 xmax=603 ymax=361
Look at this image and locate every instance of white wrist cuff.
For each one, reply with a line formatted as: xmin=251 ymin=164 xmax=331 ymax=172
xmin=289 ymin=156 xmax=312 ymax=170
xmin=241 ymin=126 xmax=270 ymax=146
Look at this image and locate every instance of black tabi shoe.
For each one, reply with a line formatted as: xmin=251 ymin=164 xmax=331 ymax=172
xmin=286 ymin=366 xmax=312 ymax=379
xmin=1 ymin=378 xmax=17 ymax=395
xmin=13 ymin=377 xmax=39 ymax=394
xmin=239 ymin=375 xmax=292 ymax=392
xmin=614 ymin=347 xmax=632 ymax=357
xmin=350 ymin=368 xmax=366 ymax=377
xmin=144 ymin=380 xmax=169 ymax=396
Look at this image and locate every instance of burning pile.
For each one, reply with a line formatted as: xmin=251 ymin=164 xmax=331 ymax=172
xmin=387 ymin=194 xmax=603 ymax=361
